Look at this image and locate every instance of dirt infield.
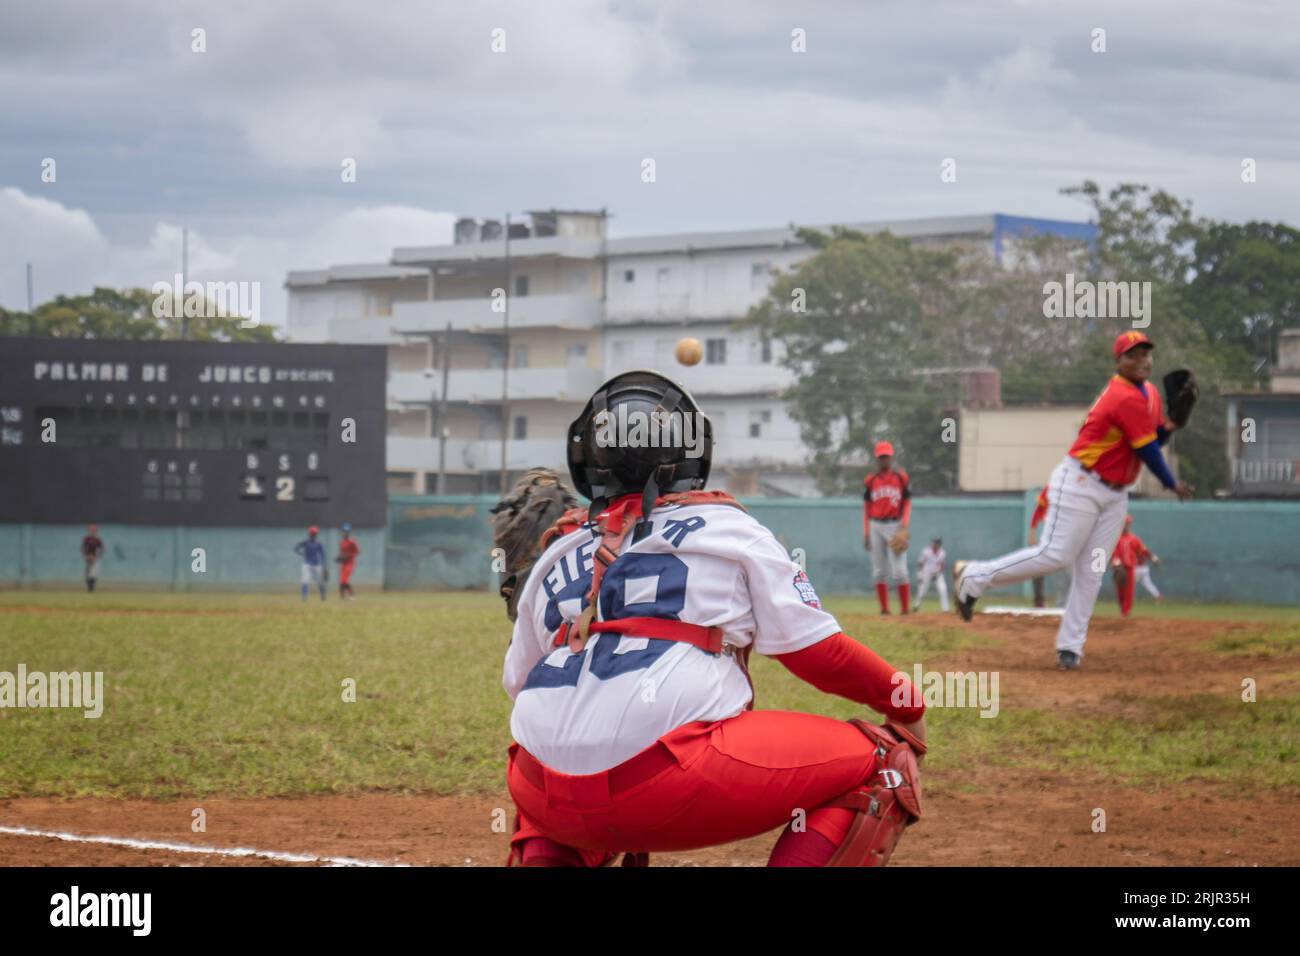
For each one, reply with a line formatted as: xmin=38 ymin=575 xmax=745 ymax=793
xmin=2 ymin=611 xmax=1296 ymax=867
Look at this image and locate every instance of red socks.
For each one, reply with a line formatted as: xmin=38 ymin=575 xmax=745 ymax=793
xmin=898 ymin=583 xmax=910 ymax=615
xmin=876 ymin=582 xmax=890 ymax=613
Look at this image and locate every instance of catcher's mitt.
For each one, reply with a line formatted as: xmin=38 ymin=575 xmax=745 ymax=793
xmin=1163 ymin=368 xmax=1198 ymax=429
xmin=490 ymin=468 xmax=579 ymax=622
xmin=888 ymin=528 xmax=909 ymax=554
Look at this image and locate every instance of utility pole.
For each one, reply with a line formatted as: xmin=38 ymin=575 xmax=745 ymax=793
xmin=500 ymin=213 xmax=511 ymax=493
xmin=25 ymin=263 xmax=33 ymax=313
xmin=436 ymin=322 xmax=451 ymax=494
xmin=180 ymin=227 xmax=189 ymax=339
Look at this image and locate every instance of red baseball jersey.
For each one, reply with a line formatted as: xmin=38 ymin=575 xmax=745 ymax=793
xmin=863 ymin=468 xmax=910 ymax=525
xmin=337 ymin=539 xmax=360 ymax=564
xmin=1068 ymin=375 xmax=1167 ymax=486
xmin=1113 ymin=531 xmax=1151 ymax=569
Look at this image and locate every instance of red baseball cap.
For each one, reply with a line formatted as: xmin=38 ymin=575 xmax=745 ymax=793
xmin=307 ymin=525 xmax=320 ymax=535
xmin=874 ymin=441 xmax=894 ymax=457
xmin=1113 ymin=330 xmax=1154 ymax=358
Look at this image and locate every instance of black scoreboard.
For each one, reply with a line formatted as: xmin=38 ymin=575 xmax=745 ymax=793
xmin=0 ymin=338 xmax=387 ymax=527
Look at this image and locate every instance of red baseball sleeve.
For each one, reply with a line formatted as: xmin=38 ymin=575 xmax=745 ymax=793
xmin=772 ymin=631 xmax=925 ymax=723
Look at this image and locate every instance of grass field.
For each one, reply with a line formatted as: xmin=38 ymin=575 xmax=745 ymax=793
xmin=0 ymin=590 xmax=1296 ymax=801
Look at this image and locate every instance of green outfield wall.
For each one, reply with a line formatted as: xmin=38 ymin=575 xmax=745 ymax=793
xmin=3 ymin=494 xmax=1298 ymax=605
xmin=0 ymin=524 xmax=385 ymax=592
xmin=380 ymin=494 xmax=1300 ymax=606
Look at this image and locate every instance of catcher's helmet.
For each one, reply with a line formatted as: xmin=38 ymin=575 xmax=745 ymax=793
xmin=566 ymin=370 xmax=713 ymax=505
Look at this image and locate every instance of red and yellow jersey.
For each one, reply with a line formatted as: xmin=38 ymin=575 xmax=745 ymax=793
xmin=863 ymin=468 xmax=910 ymax=525
xmin=337 ymin=539 xmax=360 ymax=564
xmin=1067 ymin=375 xmax=1167 ymax=486
xmin=1112 ymin=531 xmax=1150 ymax=569
xmin=1029 ymin=486 xmax=1049 ymax=530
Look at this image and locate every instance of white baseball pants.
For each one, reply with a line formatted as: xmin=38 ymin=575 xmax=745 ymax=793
xmin=868 ymin=519 xmax=908 ymax=584
xmin=1134 ymin=564 xmax=1161 ymax=598
xmin=959 ymin=457 xmax=1128 ymax=658
xmin=915 ymin=569 xmax=949 ymax=611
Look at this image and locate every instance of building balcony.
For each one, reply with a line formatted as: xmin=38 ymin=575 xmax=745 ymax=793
xmin=387 ymin=436 xmax=568 ymax=473
xmin=326 ymin=316 xmax=404 ymax=345
xmin=391 ymin=293 xmax=601 ymax=334
xmin=604 ymin=294 xmax=753 ymax=324
xmin=1232 ymin=458 xmax=1299 ymax=495
xmin=670 ymin=363 xmax=791 ymax=396
xmin=712 ymin=437 xmax=809 ymax=466
xmin=389 ymin=366 xmax=602 ymax=404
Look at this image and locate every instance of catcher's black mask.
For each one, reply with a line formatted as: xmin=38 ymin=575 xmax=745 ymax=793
xmin=566 ymin=370 xmax=714 ymax=512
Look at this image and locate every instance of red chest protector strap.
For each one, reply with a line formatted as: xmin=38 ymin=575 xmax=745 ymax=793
xmin=547 ymin=490 xmax=745 ymax=655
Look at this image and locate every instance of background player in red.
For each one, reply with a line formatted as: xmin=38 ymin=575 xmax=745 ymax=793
xmin=335 ymin=522 xmax=360 ymax=600
xmin=80 ymin=524 xmax=104 ymax=593
xmin=1112 ymin=515 xmax=1160 ymax=615
xmin=863 ymin=441 xmax=912 ymax=614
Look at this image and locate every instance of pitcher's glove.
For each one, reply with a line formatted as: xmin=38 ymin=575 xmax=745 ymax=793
xmin=1163 ymin=368 xmax=1199 ymax=429
xmin=889 ymin=527 xmax=910 ymax=554
xmin=490 ymin=468 xmax=579 ymax=622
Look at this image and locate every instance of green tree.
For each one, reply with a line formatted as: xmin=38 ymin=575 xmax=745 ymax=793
xmin=1058 ymin=181 xmax=1256 ymax=496
xmin=1187 ymin=221 xmax=1300 ymax=373
xmin=743 ymin=227 xmax=974 ymax=494
xmin=0 ymin=287 xmax=277 ymax=342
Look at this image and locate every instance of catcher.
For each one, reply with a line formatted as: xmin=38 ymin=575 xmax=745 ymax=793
xmin=863 ymin=441 xmax=912 ymax=614
xmin=494 ymin=371 xmax=926 ymax=867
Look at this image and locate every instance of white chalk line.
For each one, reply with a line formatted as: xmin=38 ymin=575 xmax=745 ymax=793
xmin=980 ymin=605 xmax=1065 ymax=617
xmin=0 ymin=824 xmax=409 ymax=867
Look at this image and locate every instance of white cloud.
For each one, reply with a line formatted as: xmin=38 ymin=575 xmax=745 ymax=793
xmin=0 ymin=187 xmax=453 ymax=328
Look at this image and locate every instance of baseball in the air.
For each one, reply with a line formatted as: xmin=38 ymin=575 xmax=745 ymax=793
xmin=675 ymin=337 xmax=703 ymax=366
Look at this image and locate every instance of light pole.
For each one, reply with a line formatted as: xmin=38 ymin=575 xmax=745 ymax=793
xmin=499 ymin=213 xmax=512 ymax=493
xmin=436 ymin=322 xmax=451 ymax=494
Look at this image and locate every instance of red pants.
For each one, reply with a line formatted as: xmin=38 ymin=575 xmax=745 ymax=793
xmin=338 ymin=561 xmax=355 ymax=586
xmin=1115 ymin=565 xmax=1135 ymax=616
xmin=508 ymin=710 xmax=880 ymax=863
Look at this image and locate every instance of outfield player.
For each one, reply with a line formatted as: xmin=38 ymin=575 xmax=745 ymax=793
xmin=954 ymin=331 xmax=1192 ymax=669
xmin=913 ymin=538 xmax=948 ymax=612
xmin=863 ymin=441 xmax=912 ymax=615
xmin=1134 ymin=544 xmax=1163 ymax=601
xmin=1112 ymin=516 xmax=1161 ymax=614
xmin=335 ymin=523 xmax=360 ymax=600
xmin=503 ymin=371 xmax=926 ymax=868
xmin=80 ymin=524 xmax=104 ymax=593
xmin=294 ymin=526 xmax=327 ymax=602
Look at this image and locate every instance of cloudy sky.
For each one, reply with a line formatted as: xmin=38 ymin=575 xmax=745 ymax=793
xmin=2 ymin=0 xmax=1297 ymax=329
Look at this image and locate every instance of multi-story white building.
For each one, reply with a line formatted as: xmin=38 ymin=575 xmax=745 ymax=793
xmin=285 ymin=210 xmax=1095 ymax=496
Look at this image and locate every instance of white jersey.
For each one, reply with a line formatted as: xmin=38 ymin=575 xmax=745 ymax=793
xmin=917 ymin=546 xmax=946 ymax=577
xmin=503 ymin=501 xmax=842 ymax=775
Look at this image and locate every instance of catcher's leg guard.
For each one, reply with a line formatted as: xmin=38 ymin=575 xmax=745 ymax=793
xmin=823 ymin=719 xmax=924 ymax=867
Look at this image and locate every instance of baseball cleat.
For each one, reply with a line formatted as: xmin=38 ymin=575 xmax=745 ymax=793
xmin=1057 ymin=650 xmax=1081 ymax=670
xmin=953 ymin=561 xmax=976 ymax=621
